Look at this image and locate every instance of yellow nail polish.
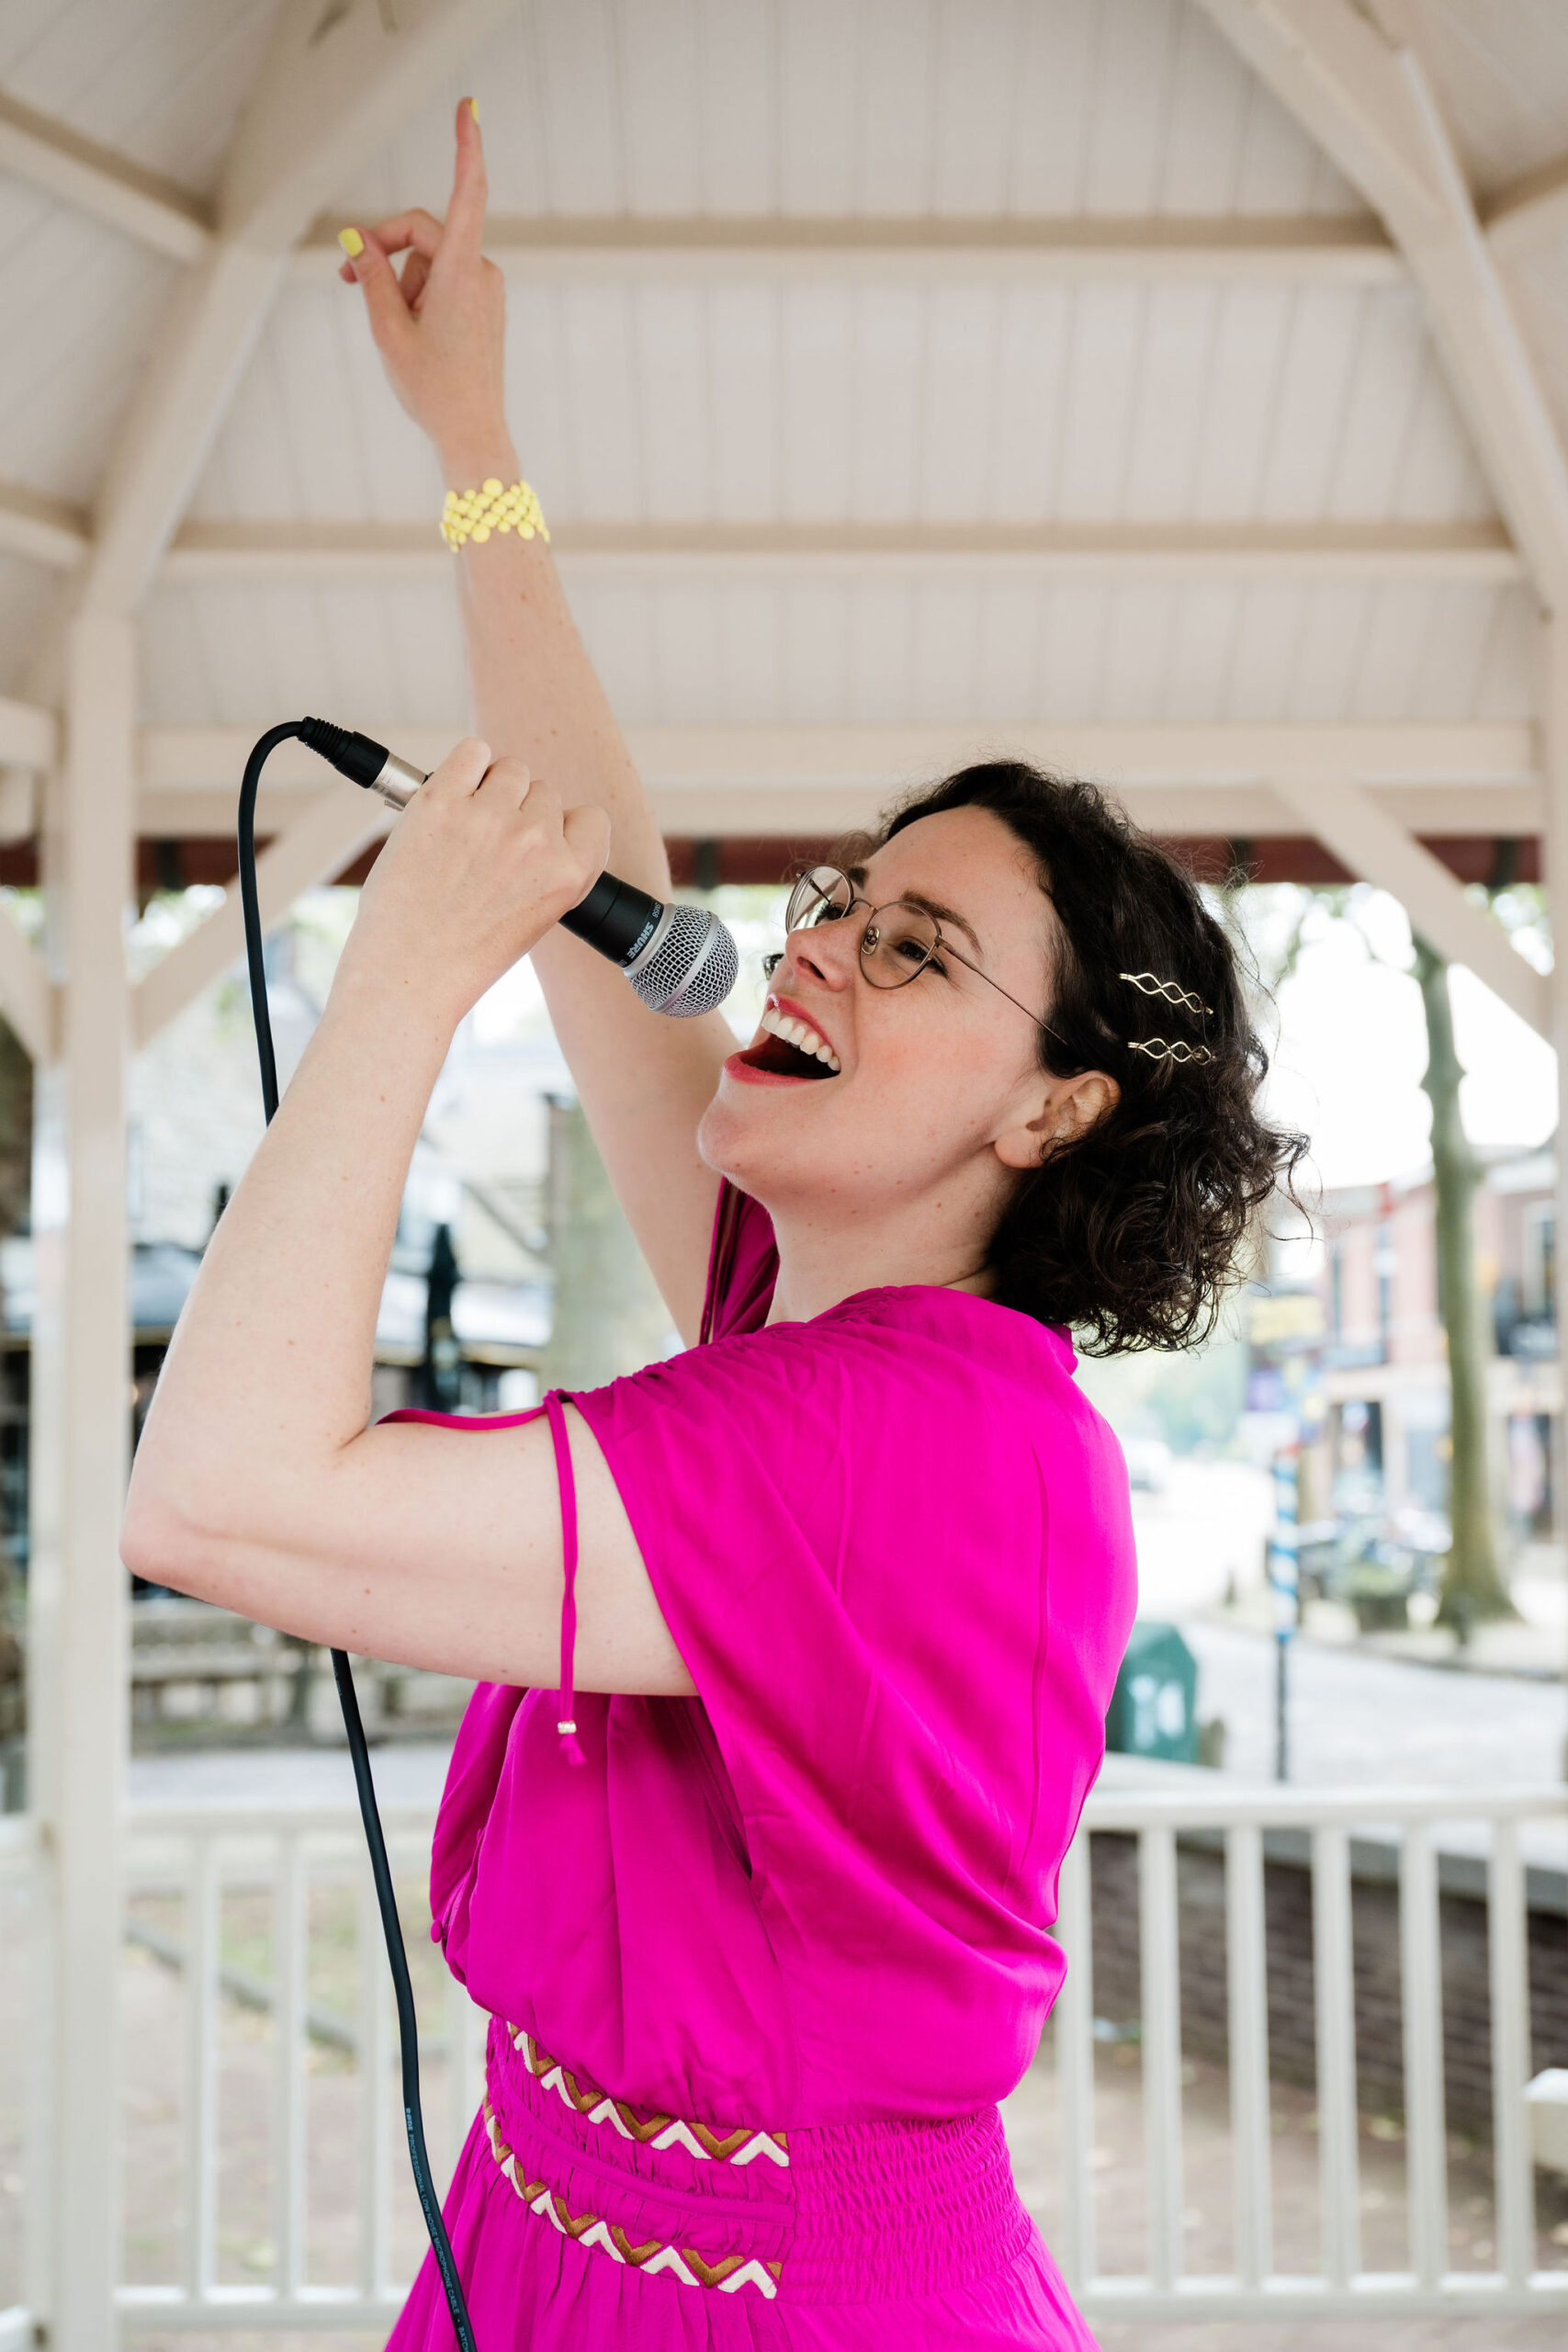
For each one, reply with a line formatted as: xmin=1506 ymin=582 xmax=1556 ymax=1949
xmin=338 ymin=227 xmax=364 ymax=258
xmin=468 ymin=96 xmax=479 ymax=123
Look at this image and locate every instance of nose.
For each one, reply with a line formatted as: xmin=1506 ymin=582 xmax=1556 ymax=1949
xmin=781 ymin=916 xmax=859 ymax=993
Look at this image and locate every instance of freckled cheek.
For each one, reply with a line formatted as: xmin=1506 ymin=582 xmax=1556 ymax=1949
xmin=855 ymin=1032 xmax=1000 ymax=1128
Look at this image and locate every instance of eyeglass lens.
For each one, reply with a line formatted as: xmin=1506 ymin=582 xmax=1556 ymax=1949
xmin=783 ymin=867 xmax=941 ymax=989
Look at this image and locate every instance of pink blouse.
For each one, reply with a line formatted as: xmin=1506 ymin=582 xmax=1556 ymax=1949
xmin=393 ymin=1184 xmax=1136 ymax=2132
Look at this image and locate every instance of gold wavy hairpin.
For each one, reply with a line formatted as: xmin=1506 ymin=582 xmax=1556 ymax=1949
xmin=1128 ymin=1037 xmax=1215 ymax=1067
xmin=1119 ymin=970 xmax=1212 ymax=1017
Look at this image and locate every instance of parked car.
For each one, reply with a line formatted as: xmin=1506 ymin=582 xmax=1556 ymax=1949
xmin=1297 ymin=1503 xmax=1450 ymax=1630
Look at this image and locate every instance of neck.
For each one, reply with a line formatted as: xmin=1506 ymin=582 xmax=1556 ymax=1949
xmin=763 ymin=1208 xmax=993 ymax=1326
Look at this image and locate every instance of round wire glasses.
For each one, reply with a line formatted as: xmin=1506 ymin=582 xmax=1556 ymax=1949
xmin=767 ymin=864 xmax=1055 ymax=1031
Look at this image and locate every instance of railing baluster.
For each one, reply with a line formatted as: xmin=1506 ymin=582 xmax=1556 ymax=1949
xmin=17 ymin=1818 xmax=51 ymax=2341
xmin=1489 ymin=1817 xmax=1535 ymax=2290
xmin=1053 ymin=1826 xmax=1096 ymax=2295
xmin=182 ymin=1834 xmax=219 ymax=2301
xmin=103 ymin=1786 xmax=1567 ymax=2327
xmin=1226 ymin=1823 xmax=1272 ymax=2290
xmin=359 ymin=1864 xmax=392 ymax=2301
xmin=1400 ymin=1819 xmax=1449 ymax=2287
xmin=1312 ymin=1822 xmax=1360 ymax=2289
xmin=272 ymin=1834 xmax=307 ymax=2299
xmin=1140 ymin=1824 xmax=1183 ymax=2291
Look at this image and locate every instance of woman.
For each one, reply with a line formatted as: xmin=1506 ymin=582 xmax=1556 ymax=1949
xmin=122 ymin=103 xmax=1301 ymax=2350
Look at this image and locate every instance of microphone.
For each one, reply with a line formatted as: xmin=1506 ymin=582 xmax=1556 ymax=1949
xmin=297 ymin=718 xmax=739 ymax=1018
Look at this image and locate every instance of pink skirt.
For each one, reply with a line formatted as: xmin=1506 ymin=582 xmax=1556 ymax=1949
xmin=387 ymin=2018 xmax=1099 ymax=2349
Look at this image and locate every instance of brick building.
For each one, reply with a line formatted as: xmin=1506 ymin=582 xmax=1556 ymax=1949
xmin=1314 ymin=1148 xmax=1558 ymax=1538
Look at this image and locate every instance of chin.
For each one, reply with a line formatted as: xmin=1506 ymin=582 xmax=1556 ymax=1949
xmin=696 ymin=1091 xmax=765 ymax=1189
xmin=696 ymin=1082 xmax=815 ymax=1199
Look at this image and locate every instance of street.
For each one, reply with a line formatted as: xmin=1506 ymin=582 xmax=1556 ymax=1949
xmin=1130 ymin=1460 xmax=1568 ymax=1790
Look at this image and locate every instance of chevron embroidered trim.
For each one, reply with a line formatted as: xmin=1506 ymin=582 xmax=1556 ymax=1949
xmin=509 ymin=2025 xmax=790 ymax=2167
xmin=483 ymin=2098 xmax=784 ymax=2298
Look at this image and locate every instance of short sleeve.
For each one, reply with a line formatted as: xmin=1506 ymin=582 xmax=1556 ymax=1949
xmin=570 ymin=1301 xmax=1084 ymax=2110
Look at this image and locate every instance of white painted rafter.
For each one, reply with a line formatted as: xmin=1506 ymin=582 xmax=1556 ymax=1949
xmin=1483 ymin=153 xmax=1568 ymax=266
xmin=1268 ymin=775 xmax=1548 ymax=1038
xmin=134 ymin=720 xmax=1542 ymax=854
xmin=0 ymin=483 xmax=86 ymax=570
xmin=2 ymin=496 xmax=1524 ymax=585
xmin=83 ymin=0 xmax=513 ymax=618
xmin=138 ymin=720 xmax=1540 ymax=801
xmin=131 ymin=785 xmax=391 ymax=1051
xmin=0 ymin=86 xmax=211 ymax=262
xmin=0 ymin=696 xmax=57 ymax=770
xmin=155 ymin=515 xmax=1522 ymax=587
xmin=1196 ymin=0 xmax=1568 ymax=613
xmin=296 ymin=209 xmax=1402 ymax=284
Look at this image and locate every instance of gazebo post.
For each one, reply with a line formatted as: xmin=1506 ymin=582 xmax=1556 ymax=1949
xmin=1544 ymin=610 xmax=1568 ymax=1713
xmin=25 ymin=609 xmax=136 ymax=2352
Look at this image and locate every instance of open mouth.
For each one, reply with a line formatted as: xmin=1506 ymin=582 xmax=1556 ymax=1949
xmin=733 ymin=1004 xmax=840 ymax=1081
xmin=736 ymin=1032 xmax=838 ymax=1080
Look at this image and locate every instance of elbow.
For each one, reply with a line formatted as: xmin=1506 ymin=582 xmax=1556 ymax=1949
xmin=120 ymin=1467 xmax=216 ymax=1603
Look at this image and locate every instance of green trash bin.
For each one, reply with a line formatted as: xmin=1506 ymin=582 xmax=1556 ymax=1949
xmin=1105 ymin=1621 xmax=1199 ymax=1764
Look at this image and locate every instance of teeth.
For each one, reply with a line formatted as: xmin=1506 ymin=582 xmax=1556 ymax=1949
xmin=760 ymin=1004 xmax=840 ymax=1072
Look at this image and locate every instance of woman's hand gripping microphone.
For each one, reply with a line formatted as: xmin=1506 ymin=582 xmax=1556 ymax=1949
xmin=333 ymin=738 xmax=611 ymax=1034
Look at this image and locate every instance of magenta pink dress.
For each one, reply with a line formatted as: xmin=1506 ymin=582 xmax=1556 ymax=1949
xmin=383 ymin=1183 xmax=1136 ymax=2348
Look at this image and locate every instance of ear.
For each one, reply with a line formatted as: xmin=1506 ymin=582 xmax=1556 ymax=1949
xmin=994 ymin=1069 xmax=1119 ymax=1171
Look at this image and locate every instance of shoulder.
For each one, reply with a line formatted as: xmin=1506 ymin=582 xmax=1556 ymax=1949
xmin=576 ymin=1279 xmax=1120 ymax=1484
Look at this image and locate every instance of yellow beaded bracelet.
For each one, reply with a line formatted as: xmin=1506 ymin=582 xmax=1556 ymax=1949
xmin=441 ymin=477 xmax=549 ymax=552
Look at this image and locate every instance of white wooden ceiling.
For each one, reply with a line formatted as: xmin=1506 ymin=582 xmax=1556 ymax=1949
xmin=6 ymin=0 xmax=1568 ymax=869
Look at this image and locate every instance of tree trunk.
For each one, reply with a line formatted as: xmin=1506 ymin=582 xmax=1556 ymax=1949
xmin=1412 ymin=940 xmax=1514 ymax=1627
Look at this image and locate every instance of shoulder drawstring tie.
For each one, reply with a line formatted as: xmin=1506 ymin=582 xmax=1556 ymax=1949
xmin=543 ymin=1391 xmax=584 ymax=1766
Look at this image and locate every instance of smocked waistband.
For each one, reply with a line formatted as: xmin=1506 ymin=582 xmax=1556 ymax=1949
xmin=482 ymin=2018 xmax=1033 ymax=2306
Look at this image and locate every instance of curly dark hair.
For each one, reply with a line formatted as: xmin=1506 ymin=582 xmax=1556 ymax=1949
xmin=862 ymin=761 xmax=1305 ymax=1354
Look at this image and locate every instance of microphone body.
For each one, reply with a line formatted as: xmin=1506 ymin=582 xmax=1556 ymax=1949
xmin=298 ymin=718 xmax=738 ymax=1018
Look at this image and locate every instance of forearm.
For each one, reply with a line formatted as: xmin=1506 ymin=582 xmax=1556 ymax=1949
xmin=440 ymin=433 xmax=671 ymax=904
xmin=438 ymin=435 xmax=728 ymax=1333
xmin=127 ymin=964 xmax=453 ymax=1554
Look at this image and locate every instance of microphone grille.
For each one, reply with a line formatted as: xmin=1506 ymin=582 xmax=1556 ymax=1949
xmin=627 ymin=904 xmax=739 ymax=1017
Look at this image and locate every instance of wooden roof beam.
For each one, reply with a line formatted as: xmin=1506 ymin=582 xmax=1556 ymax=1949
xmin=1269 ymin=774 xmax=1549 ymax=1036
xmin=1 ymin=496 xmax=1522 ymax=584
xmin=82 ymin=0 xmax=513 ymax=618
xmin=138 ymin=720 xmax=1539 ymax=803
xmin=0 ymin=85 xmax=211 ymax=262
xmin=1197 ymin=0 xmax=1568 ymax=615
xmin=131 ymin=784 xmax=391 ymax=1050
xmin=155 ymin=515 xmax=1522 ymax=586
xmin=1483 ymin=152 xmax=1568 ymax=266
xmin=295 ymin=209 xmax=1402 ymax=284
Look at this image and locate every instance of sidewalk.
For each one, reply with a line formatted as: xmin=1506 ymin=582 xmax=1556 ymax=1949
xmin=1128 ymin=1459 xmax=1568 ymax=1685
xmin=1208 ymin=1557 xmax=1568 ymax=1683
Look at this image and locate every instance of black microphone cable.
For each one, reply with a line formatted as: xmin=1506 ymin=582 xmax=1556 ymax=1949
xmin=237 ymin=722 xmax=478 ymax=2352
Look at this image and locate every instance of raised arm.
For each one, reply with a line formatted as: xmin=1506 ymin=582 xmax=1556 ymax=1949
xmin=339 ymin=101 xmax=728 ymax=1343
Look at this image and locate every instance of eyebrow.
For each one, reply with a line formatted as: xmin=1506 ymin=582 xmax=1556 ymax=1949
xmin=843 ymin=865 xmax=986 ymax=958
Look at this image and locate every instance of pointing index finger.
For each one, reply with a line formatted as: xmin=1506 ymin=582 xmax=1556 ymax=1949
xmin=446 ymin=96 xmax=488 ymax=252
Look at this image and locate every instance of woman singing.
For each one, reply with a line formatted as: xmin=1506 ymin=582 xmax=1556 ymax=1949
xmin=123 ymin=102 xmax=1301 ymax=2351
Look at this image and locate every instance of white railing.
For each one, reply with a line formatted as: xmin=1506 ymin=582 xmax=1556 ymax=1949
xmin=1 ymin=1784 xmax=1565 ymax=2332
xmin=1057 ymin=1783 xmax=1568 ymax=2321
